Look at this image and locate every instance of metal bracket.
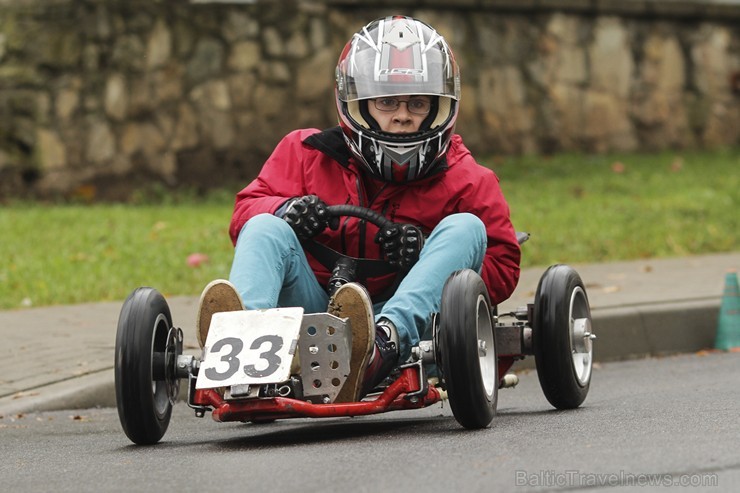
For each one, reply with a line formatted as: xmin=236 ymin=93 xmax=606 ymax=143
xmin=402 ymin=360 xmax=429 ymax=403
xmin=186 ymin=372 xmax=209 ymax=417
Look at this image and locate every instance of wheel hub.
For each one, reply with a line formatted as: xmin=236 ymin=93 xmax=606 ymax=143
xmin=569 ymin=287 xmax=593 ymax=386
xmin=476 ymin=295 xmax=497 ymax=398
xmin=163 ymin=326 xmax=183 ymax=405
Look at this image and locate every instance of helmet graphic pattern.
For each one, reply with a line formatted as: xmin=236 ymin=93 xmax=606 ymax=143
xmin=336 ymin=16 xmax=460 ymax=183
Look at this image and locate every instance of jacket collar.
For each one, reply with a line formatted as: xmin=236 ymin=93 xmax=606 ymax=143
xmin=303 ymin=127 xmax=352 ymax=167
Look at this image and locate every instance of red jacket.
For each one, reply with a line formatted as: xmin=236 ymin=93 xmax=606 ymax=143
xmin=230 ymin=127 xmax=520 ymax=305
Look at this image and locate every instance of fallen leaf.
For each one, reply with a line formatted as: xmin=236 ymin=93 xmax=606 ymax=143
xmin=11 ymin=391 xmax=39 ymax=400
xmin=670 ymin=156 xmax=683 ymax=172
xmin=70 ymin=415 xmax=89 ymax=421
xmin=187 ymin=253 xmax=209 ymax=268
xmin=603 ymin=285 xmax=621 ymax=293
xmin=640 ymin=265 xmax=653 ymax=273
xmin=611 ymin=161 xmax=626 ymax=173
xmin=696 ymin=349 xmax=724 ymax=356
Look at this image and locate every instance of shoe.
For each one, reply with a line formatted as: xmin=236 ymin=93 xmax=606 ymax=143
xmin=328 ymin=283 xmax=375 ymax=403
xmin=196 ymin=279 xmax=244 ymax=348
xmin=360 ymin=323 xmax=399 ymax=397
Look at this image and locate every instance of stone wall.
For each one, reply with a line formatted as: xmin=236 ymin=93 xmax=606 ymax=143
xmin=0 ymin=0 xmax=738 ymax=199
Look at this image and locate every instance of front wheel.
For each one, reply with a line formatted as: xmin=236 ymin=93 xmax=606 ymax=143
xmin=439 ymin=269 xmax=498 ymax=429
xmin=533 ymin=265 xmax=594 ymax=409
xmin=115 ymin=287 xmax=180 ymax=445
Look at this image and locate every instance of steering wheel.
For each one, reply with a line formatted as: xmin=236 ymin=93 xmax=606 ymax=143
xmin=302 ymin=205 xmax=399 ymax=296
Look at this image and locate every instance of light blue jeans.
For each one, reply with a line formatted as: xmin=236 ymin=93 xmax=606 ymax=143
xmin=229 ymin=213 xmax=487 ymax=361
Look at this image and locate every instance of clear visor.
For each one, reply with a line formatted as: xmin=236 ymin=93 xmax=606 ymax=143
xmin=337 ymin=27 xmax=460 ymax=102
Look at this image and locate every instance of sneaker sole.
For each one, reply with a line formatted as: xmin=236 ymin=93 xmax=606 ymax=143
xmin=329 ymin=284 xmax=374 ymax=403
xmin=196 ymin=280 xmax=244 ymax=348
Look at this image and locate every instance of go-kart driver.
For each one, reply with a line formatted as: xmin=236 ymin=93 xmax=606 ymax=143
xmin=197 ymin=16 xmax=521 ymax=403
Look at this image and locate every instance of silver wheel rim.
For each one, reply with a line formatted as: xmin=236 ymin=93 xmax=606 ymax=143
xmin=569 ymin=286 xmax=593 ymax=385
xmin=476 ymin=294 xmax=496 ymax=398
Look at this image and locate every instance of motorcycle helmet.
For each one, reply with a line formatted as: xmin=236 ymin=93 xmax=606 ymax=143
xmin=336 ymin=16 xmax=461 ymax=183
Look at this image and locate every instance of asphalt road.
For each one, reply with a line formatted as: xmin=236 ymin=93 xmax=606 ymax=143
xmin=2 ymin=352 xmax=738 ymax=492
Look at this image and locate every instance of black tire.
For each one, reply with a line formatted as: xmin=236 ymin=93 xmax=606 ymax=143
xmin=115 ymin=287 xmax=176 ymax=445
xmin=439 ymin=269 xmax=498 ymax=429
xmin=533 ymin=265 xmax=594 ymax=409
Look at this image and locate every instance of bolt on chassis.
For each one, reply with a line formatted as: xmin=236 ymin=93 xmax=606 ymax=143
xmin=115 ymin=206 xmax=595 ymax=445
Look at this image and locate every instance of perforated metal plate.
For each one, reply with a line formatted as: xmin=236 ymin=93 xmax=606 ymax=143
xmin=298 ymin=313 xmax=352 ymax=403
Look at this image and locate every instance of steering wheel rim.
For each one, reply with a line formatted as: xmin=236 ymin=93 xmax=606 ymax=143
xmin=326 ymin=205 xmax=393 ymax=230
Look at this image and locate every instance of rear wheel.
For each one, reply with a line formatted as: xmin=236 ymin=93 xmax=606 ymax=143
xmin=115 ymin=288 xmax=180 ymax=445
xmin=533 ymin=265 xmax=594 ymax=409
xmin=439 ymin=269 xmax=498 ymax=429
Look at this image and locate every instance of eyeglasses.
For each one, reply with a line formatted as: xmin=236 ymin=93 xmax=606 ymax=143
xmin=372 ymin=97 xmax=432 ymax=115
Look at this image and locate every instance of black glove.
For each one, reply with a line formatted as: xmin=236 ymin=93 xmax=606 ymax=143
xmin=375 ymin=223 xmax=425 ymax=270
xmin=279 ymin=195 xmax=337 ymax=239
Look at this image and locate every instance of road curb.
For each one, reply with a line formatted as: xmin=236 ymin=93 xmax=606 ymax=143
xmin=591 ymin=299 xmax=718 ymax=361
xmin=0 ymin=370 xmax=116 ymax=417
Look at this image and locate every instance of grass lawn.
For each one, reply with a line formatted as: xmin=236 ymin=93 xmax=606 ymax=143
xmin=1 ymin=148 xmax=737 ymax=310
xmin=495 ymin=149 xmax=738 ymax=267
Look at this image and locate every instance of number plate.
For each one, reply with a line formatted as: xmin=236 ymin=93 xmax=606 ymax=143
xmin=195 ymin=307 xmax=303 ymax=390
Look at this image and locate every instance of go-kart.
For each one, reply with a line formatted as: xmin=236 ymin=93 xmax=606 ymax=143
xmin=114 ymin=206 xmax=595 ymax=445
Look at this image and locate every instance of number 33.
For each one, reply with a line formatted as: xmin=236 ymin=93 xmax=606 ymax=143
xmin=203 ymin=335 xmax=284 ymax=381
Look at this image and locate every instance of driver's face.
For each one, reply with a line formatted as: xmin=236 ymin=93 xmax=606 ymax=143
xmin=366 ymin=95 xmax=430 ymax=133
